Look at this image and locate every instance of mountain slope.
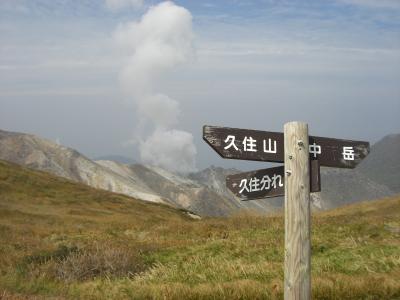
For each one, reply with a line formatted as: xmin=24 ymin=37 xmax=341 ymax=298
xmin=98 ymin=162 xmax=274 ymax=216
xmin=312 ymin=133 xmax=400 ymax=209
xmin=0 ymin=159 xmax=193 ymax=222
xmin=189 ymin=166 xmax=284 ymax=211
xmin=0 ymin=128 xmax=398 ymax=216
xmin=0 ymin=129 xmax=276 ymax=216
xmin=0 ymin=129 xmax=165 ymax=204
xmin=357 ymin=133 xmax=400 ymax=193
xmin=314 ymin=168 xmax=393 ymax=209
xmin=189 ymin=166 xmax=240 ymax=199
xmin=97 ymin=160 xmax=238 ymax=216
xmin=189 ymin=164 xmax=394 ymax=212
xmin=94 ymin=155 xmax=136 ymax=164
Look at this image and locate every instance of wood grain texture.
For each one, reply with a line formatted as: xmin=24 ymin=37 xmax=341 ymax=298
xmin=226 ymin=166 xmax=285 ymax=200
xmin=203 ymin=125 xmax=284 ymax=163
xmin=225 ymin=163 xmax=321 ymax=201
xmin=284 ymin=122 xmax=311 ymax=300
xmin=203 ymin=125 xmax=369 ymax=168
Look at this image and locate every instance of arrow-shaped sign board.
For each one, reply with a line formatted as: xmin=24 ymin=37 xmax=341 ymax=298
xmin=203 ymin=125 xmax=369 ymax=169
xmin=226 ymin=161 xmax=321 ymax=200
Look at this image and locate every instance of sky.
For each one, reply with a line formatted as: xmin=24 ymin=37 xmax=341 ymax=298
xmin=0 ymin=0 xmax=399 ymax=172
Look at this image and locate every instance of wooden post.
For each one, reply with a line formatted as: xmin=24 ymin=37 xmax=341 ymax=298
xmin=284 ymin=121 xmax=311 ymax=300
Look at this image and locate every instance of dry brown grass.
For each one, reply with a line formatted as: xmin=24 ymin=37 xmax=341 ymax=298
xmin=0 ymin=160 xmax=399 ymax=299
xmin=20 ymin=243 xmax=150 ymax=283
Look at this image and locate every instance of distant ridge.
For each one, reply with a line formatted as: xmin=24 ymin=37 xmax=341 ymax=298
xmin=0 ymin=129 xmax=278 ymax=216
xmin=0 ymin=128 xmax=398 ymax=216
xmin=239 ymin=133 xmax=398 ymax=210
xmin=315 ymin=167 xmax=393 ymax=209
xmin=357 ymin=133 xmax=400 ymax=193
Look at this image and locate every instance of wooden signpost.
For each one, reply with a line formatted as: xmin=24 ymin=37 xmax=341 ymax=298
xmin=203 ymin=122 xmax=370 ymax=300
xmin=226 ymin=160 xmax=321 ymax=200
xmin=203 ymin=125 xmax=369 ymax=168
xmin=284 ymin=122 xmax=311 ymax=299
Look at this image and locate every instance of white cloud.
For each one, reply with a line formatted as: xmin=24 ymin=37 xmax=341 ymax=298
xmin=114 ymin=1 xmax=197 ymax=173
xmin=140 ymin=129 xmax=197 ymax=174
xmin=105 ymin=0 xmax=144 ymax=11
xmin=137 ymin=93 xmax=181 ymax=128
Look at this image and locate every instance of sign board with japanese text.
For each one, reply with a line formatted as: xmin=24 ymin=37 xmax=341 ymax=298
xmin=203 ymin=121 xmax=369 ymax=299
xmin=226 ymin=160 xmax=321 ymax=200
xmin=227 ymin=166 xmax=285 ymax=200
xmin=203 ymin=125 xmax=369 ymax=169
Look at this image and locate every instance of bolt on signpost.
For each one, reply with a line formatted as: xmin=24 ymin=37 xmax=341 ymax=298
xmin=203 ymin=122 xmax=369 ymax=300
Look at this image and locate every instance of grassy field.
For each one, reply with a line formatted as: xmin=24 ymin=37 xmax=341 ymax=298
xmin=0 ymin=159 xmax=399 ymax=299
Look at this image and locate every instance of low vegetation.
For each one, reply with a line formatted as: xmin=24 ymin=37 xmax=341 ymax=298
xmin=0 ymin=160 xmax=399 ymax=299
